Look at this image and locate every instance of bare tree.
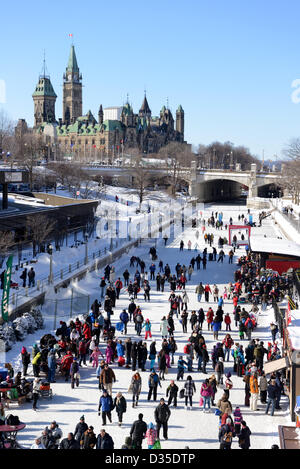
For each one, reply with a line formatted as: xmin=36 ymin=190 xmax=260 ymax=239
xmin=26 ymin=214 xmax=57 ymax=258
xmin=158 ymin=142 xmax=193 ymax=196
xmin=132 ymin=156 xmax=152 ymax=209
xmin=0 ymin=109 xmax=15 ymax=157
xmin=15 ymin=133 xmax=44 ymax=190
xmin=0 ymin=231 xmax=15 ymax=268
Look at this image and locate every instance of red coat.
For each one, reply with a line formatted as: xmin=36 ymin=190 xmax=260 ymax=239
xmin=224 ymin=315 xmax=231 ymax=325
xmin=61 ymin=352 xmax=73 ymax=370
xmin=83 ymin=323 xmax=91 ymax=340
xmin=206 ymin=310 xmax=214 ymax=323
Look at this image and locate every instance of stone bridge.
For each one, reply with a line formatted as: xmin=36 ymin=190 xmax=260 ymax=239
xmin=188 ymin=163 xmax=282 ymax=202
xmin=69 ymin=161 xmax=282 ymax=202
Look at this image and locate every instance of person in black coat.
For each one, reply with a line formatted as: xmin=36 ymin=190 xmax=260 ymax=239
xmin=124 ymin=338 xmax=132 ymax=367
xmin=59 ymin=432 xmax=80 ymax=449
xmin=96 ymin=429 xmax=114 ymax=449
xmin=74 ymin=416 xmax=88 ymax=443
xmin=113 ymin=392 xmax=127 ymax=426
xmin=130 ymin=413 xmax=147 ymax=449
xmin=128 ymin=299 xmax=136 ymax=322
xmin=131 ymin=341 xmax=138 ymax=371
xmin=166 ymin=380 xmax=179 ymax=407
xmin=238 ymin=420 xmax=251 ymax=449
xmin=154 ymin=398 xmax=171 ymax=440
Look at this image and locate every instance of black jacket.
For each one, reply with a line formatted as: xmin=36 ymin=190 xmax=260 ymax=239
xmin=239 ymin=426 xmax=251 ymax=449
xmin=74 ymin=422 xmax=88 ymax=441
xmin=130 ymin=419 xmax=147 ymax=440
xmin=113 ymin=395 xmax=127 ymax=414
xmin=59 ymin=437 xmax=80 ymax=449
xmin=96 ymin=433 xmax=114 ymax=449
xmin=154 ymin=403 xmax=171 ymax=423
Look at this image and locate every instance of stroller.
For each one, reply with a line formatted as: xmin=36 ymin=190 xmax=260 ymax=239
xmin=39 ymin=381 xmax=53 ymax=399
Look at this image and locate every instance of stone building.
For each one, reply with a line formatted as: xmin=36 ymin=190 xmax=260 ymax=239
xmin=18 ymin=45 xmax=186 ymax=160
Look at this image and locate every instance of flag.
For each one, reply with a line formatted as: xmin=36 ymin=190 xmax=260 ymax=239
xmin=69 ymin=34 xmax=73 ymax=37
xmin=1 ymin=255 xmax=13 ymax=322
xmin=287 ymin=296 xmax=296 ymax=326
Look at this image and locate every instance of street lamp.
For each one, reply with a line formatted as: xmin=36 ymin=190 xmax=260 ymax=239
xmin=48 ymin=243 xmax=53 ymax=284
xmin=84 ymin=232 xmax=89 ymax=265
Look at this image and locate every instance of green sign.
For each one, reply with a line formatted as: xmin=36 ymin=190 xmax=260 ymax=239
xmin=1 ymin=255 xmax=13 ymax=321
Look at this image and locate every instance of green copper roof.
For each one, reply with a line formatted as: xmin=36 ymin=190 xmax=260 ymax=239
xmin=57 ymin=118 xmax=124 ymax=136
xmin=122 ymin=102 xmax=133 ymax=116
xmin=177 ymin=104 xmax=183 ymax=112
xmin=32 ymin=77 xmax=57 ymax=98
xmin=66 ymin=45 xmax=79 ymax=73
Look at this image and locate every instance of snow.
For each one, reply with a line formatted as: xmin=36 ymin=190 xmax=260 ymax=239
xmin=250 ymin=236 xmax=300 ymax=258
xmin=286 ymin=309 xmax=300 ymax=351
xmin=0 ymin=199 xmax=294 ymax=449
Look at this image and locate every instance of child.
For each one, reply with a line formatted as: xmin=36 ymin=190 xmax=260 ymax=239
xmin=233 ymin=407 xmax=243 ymax=436
xmin=223 ymin=286 xmax=228 ymax=300
xmin=146 ymin=422 xmax=158 ymax=449
xmin=91 ymin=346 xmax=102 ymax=368
xmin=225 ymin=372 xmax=233 ymax=394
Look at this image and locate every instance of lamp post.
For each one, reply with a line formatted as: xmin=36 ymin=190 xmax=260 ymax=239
xmin=84 ymin=231 xmax=89 ymax=265
xmin=48 ymin=243 xmax=53 ymax=284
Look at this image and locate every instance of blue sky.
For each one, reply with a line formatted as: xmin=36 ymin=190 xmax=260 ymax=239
xmin=2 ymin=0 xmax=300 ymax=159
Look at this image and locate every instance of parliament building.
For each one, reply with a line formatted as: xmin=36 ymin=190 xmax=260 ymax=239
xmin=28 ymin=45 xmax=186 ymax=160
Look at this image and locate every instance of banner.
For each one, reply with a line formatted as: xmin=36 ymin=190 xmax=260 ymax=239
xmin=1 ymin=255 xmax=13 ymax=321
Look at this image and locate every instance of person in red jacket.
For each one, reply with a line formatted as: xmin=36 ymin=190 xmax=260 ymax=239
xmin=233 ymin=295 xmax=238 ymax=308
xmin=83 ymin=322 xmax=92 ymax=341
xmin=115 ymin=278 xmax=123 ymax=300
xmin=206 ymin=308 xmax=214 ymax=330
xmin=222 ymin=334 xmax=234 ymax=361
xmin=204 ymin=284 xmax=212 ymax=302
xmin=224 ymin=313 xmax=231 ymax=331
xmin=60 ymin=351 xmax=74 ymax=381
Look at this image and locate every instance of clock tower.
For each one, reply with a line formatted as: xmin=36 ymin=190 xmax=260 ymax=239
xmin=63 ymin=45 xmax=82 ymax=124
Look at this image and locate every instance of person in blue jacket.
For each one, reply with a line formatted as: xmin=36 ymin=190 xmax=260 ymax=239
xmin=177 ymin=356 xmax=188 ymax=381
xmin=119 ymin=309 xmax=129 ymax=335
xmin=47 ymin=349 xmax=57 ymax=383
xmin=98 ymin=389 xmax=113 ymax=426
xmin=212 ymin=318 xmax=222 ymax=340
xmin=117 ymin=340 xmax=125 ymax=360
xmin=149 ymin=263 xmax=156 ymax=280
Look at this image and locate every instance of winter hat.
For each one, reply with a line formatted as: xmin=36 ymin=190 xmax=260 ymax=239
xmin=226 ymin=372 xmax=232 ymax=378
xmin=148 ymin=422 xmax=154 ymax=429
xmin=80 ymin=415 xmax=85 ymax=421
xmin=21 ymin=347 xmax=26 ymax=354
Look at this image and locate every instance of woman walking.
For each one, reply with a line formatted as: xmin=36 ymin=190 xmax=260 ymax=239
xmin=184 ymin=375 xmax=196 ymax=410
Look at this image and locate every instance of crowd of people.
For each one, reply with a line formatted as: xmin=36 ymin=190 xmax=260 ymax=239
xmin=0 ymin=209 xmax=289 ymax=450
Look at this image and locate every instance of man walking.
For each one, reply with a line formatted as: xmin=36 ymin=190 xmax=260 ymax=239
xmin=130 ymin=413 xmax=147 ymax=449
xmin=154 ymin=398 xmax=171 ymax=441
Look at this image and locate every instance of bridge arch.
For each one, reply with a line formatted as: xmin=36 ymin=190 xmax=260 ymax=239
xmin=190 ymin=178 xmax=248 ymax=202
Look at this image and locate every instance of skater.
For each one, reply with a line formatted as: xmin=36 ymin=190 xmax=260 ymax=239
xmin=113 ymin=392 xmax=127 ymax=427
xmin=98 ymin=389 xmax=113 ymax=426
xmin=166 ymin=380 xmax=178 ymax=408
xmin=154 ymin=398 xmax=171 ymax=441
xmin=184 ymin=375 xmax=196 ymax=409
xmin=130 ymin=413 xmax=147 ymax=449
xmin=129 ymin=372 xmax=142 ymax=407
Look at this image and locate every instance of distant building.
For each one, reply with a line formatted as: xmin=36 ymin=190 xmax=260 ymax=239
xmin=17 ymin=45 xmax=187 ymax=160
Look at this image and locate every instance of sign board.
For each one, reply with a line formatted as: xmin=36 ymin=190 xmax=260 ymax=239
xmin=4 ymin=172 xmax=23 ymax=182
xmin=0 ymin=169 xmax=28 ymax=184
xmin=264 ymin=356 xmax=290 ymax=375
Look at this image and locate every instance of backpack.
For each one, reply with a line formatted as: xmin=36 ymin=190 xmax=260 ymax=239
xmin=179 ymin=389 xmax=185 ymax=399
xmin=183 ymin=344 xmax=190 ymax=354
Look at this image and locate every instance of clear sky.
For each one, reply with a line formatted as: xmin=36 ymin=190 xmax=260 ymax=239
xmin=1 ymin=0 xmax=300 ymax=160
